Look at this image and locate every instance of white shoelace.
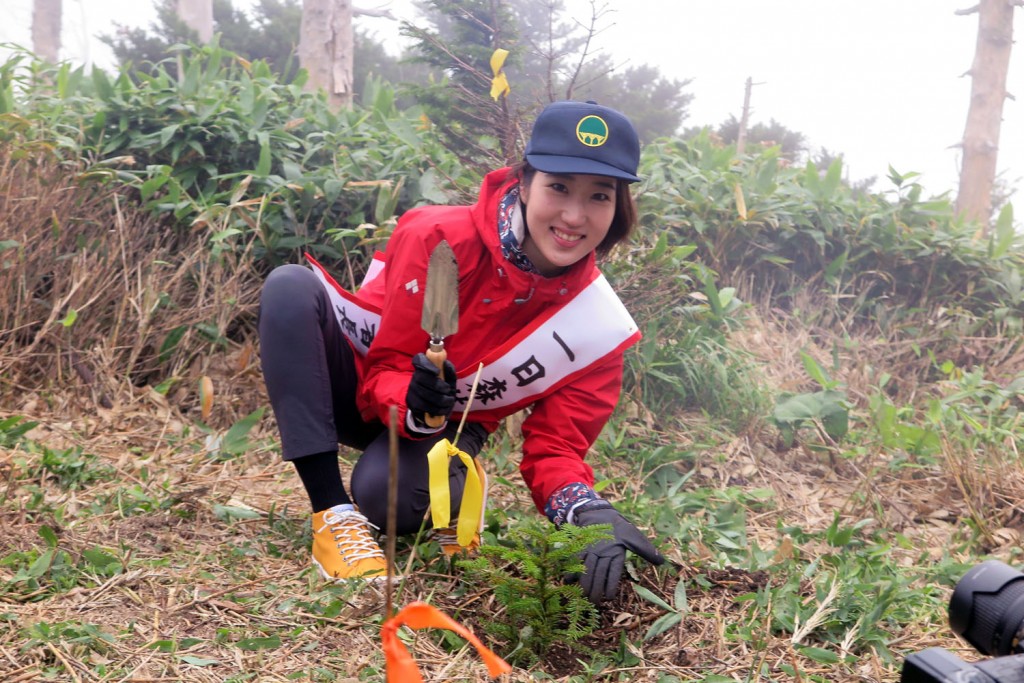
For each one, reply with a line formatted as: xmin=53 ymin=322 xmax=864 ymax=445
xmin=318 ymin=509 xmax=385 ymax=564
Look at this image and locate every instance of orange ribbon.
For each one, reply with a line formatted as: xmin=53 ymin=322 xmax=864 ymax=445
xmin=382 ymin=602 xmax=511 ymax=682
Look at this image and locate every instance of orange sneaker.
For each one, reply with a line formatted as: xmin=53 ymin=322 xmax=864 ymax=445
xmin=311 ymin=505 xmax=389 ymax=581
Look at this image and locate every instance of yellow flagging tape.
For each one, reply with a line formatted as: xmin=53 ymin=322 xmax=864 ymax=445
xmin=427 ymin=438 xmax=484 ymax=546
xmin=489 ymin=48 xmax=510 ymax=101
xmin=382 ymin=601 xmax=511 ymax=682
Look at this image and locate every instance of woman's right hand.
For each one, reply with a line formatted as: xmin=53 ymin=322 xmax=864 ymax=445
xmin=406 ymin=353 xmax=457 ymax=428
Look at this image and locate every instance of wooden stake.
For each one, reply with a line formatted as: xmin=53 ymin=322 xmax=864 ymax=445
xmin=386 ymin=405 xmax=399 ymax=620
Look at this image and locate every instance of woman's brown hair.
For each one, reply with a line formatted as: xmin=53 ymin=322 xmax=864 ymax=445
xmin=508 ymin=161 xmax=638 ymax=257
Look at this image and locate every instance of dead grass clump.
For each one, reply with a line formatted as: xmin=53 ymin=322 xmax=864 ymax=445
xmin=0 ymin=145 xmax=262 ymax=425
xmin=735 ymin=271 xmax=1023 ymax=410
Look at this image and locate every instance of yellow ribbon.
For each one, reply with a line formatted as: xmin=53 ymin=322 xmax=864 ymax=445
xmin=489 ymin=48 xmax=510 ymax=101
xmin=427 ymin=438 xmax=484 ymax=547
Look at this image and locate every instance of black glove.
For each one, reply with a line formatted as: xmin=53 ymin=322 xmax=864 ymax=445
xmin=572 ymin=503 xmax=665 ymax=603
xmin=406 ymin=352 xmax=457 ymax=427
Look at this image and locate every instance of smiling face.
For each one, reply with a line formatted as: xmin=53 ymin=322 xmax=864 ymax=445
xmin=519 ymin=171 xmax=619 ymax=277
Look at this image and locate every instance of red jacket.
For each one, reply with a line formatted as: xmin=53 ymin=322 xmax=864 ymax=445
xmin=353 ymin=168 xmax=637 ymax=513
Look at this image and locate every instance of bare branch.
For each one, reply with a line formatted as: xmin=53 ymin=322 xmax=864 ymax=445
xmin=565 ymin=1 xmax=611 ymax=99
xmin=520 ymin=0 xmax=577 ymax=102
xmin=539 ymin=0 xmax=559 ymax=101
xmin=445 ymin=4 xmax=497 ymax=35
xmin=412 ymin=29 xmax=492 ymax=88
xmin=954 ymin=4 xmax=981 ymax=15
xmin=570 ymin=61 xmax=617 ymax=92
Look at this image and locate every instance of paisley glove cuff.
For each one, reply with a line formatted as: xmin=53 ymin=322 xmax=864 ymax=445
xmin=544 ymin=482 xmax=609 ymax=527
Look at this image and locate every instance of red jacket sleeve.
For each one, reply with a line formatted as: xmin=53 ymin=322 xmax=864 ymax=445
xmin=519 ymin=352 xmax=625 ymax=513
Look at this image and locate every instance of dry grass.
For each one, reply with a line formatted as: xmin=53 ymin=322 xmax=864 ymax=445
xmin=0 ymin=150 xmax=261 ymax=427
xmin=5 ymin=372 xmax=1013 ymax=682
xmin=3 ymin=150 xmax=1024 ymax=681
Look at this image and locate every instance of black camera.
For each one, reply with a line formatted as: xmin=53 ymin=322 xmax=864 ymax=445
xmin=902 ymin=560 xmax=1024 ymax=681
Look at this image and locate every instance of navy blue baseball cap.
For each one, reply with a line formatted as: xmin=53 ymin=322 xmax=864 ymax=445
xmin=524 ymin=100 xmax=641 ymax=183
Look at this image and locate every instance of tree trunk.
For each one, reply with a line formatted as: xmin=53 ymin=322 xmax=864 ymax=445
xmin=299 ymin=0 xmax=354 ymax=110
xmin=31 ymin=0 xmax=62 ymax=63
xmin=737 ymin=77 xmax=754 ymax=156
xmin=176 ymin=0 xmax=214 ymax=44
xmin=956 ymin=0 xmax=1016 ymax=235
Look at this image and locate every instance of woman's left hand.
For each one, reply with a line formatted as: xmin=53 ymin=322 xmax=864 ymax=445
xmin=572 ymin=504 xmax=665 ymax=604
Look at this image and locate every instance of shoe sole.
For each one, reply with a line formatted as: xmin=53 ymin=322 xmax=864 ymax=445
xmin=312 ymin=556 xmax=392 ymax=582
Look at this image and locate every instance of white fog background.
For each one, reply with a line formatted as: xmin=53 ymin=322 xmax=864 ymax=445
xmin=2 ymin=0 xmax=1022 ymax=197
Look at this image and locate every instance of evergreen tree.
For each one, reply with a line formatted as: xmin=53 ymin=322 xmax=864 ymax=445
xmin=572 ymin=62 xmax=693 ymax=144
xmin=402 ymin=0 xmax=693 ymax=164
xmin=100 ymin=0 xmax=415 ymax=97
xmin=402 ymin=0 xmax=523 ymax=171
xmin=101 ymin=0 xmax=302 ymax=79
xmin=706 ymin=115 xmax=808 ymax=160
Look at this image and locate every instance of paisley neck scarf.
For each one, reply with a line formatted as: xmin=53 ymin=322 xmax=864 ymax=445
xmin=496 ymin=184 xmax=538 ymax=274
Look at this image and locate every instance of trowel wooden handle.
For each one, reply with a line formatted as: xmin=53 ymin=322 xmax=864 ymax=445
xmin=424 ymin=342 xmax=447 ymax=428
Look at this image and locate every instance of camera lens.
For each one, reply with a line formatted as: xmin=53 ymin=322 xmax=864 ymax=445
xmin=949 ymin=559 xmax=1024 ymax=656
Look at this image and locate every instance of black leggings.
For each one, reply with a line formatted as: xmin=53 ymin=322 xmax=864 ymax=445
xmin=258 ymin=264 xmax=489 ymax=534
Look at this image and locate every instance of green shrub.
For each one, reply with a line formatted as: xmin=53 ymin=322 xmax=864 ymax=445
xmin=0 ymin=415 xmax=37 ymax=448
xmin=608 ymin=231 xmax=769 ymax=430
xmin=0 ymin=44 xmax=473 ymax=272
xmin=637 ymin=133 xmax=1024 ymax=336
xmin=771 ymin=351 xmax=850 ymax=447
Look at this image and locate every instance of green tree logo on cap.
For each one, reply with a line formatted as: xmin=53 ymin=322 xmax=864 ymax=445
xmin=575 ymin=115 xmax=609 ymax=147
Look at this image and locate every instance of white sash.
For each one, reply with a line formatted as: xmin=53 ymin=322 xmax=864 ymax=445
xmin=308 ymin=255 xmax=382 ymax=357
xmin=307 ymin=254 xmax=639 ymax=415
